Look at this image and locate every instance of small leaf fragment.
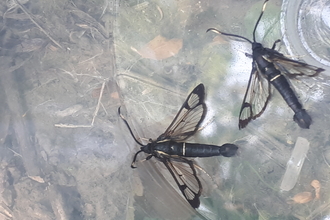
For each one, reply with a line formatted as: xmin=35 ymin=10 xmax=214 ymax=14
xmin=136 ymin=35 xmax=183 ymax=60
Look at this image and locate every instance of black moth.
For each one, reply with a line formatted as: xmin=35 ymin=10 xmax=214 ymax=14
xmin=207 ymin=0 xmax=324 ymax=129
xmin=118 ymin=84 xmax=238 ymax=209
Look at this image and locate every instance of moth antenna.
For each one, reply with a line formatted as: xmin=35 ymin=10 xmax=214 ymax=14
xmin=118 ymin=107 xmax=144 ymax=147
xmin=207 ymin=28 xmax=252 ymax=44
xmin=252 ymin=0 xmax=269 ymax=42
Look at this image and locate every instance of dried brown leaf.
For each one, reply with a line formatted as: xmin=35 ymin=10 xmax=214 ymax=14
xmin=110 ymin=92 xmax=119 ymax=99
xmin=137 ymin=35 xmax=183 ymax=60
xmin=28 ymin=175 xmax=45 ymax=183
xmin=287 ymin=192 xmax=313 ymax=204
xmin=311 ymin=179 xmax=321 ymax=200
xmin=311 ymin=179 xmax=320 ymax=190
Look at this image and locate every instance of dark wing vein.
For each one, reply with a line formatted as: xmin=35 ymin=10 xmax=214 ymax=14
xmin=160 ymin=156 xmax=202 ymax=209
xmin=267 ymin=53 xmax=324 ymax=77
xmin=239 ymin=63 xmax=271 ymax=129
xmin=157 ymin=84 xmax=206 ymax=142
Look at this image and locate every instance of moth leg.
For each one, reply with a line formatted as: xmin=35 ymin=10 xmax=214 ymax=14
xmin=245 ymin=53 xmax=253 ymax=58
xmin=132 ymin=155 xmax=154 ymax=168
xmin=131 ymin=150 xmax=143 ymax=168
xmin=271 ymin=39 xmax=281 ymax=50
xmin=154 ymin=150 xmax=171 ymax=158
xmin=140 ymin=155 xmax=153 ymax=162
xmin=131 ymin=150 xmax=154 ymax=168
xmin=135 ymin=137 xmax=150 ymax=142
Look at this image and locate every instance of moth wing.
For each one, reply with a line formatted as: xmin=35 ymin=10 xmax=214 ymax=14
xmin=267 ymin=52 xmax=324 ymax=77
xmin=239 ymin=63 xmax=271 ymax=129
xmin=159 ymin=155 xmax=202 ymax=209
xmin=158 ymin=84 xmax=206 ymax=142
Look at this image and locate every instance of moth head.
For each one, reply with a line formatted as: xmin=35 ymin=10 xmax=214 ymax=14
xmin=141 ymin=143 xmax=153 ymax=154
xmin=252 ymin=42 xmax=263 ymax=51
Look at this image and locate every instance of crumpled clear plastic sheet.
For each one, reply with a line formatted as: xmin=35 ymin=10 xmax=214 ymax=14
xmin=115 ymin=0 xmax=330 ymax=219
xmin=0 ymin=0 xmax=131 ymax=219
xmin=1 ymin=0 xmax=330 ymax=220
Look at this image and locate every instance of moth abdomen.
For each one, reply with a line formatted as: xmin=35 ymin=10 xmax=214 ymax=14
xmin=183 ymin=143 xmax=238 ymax=157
